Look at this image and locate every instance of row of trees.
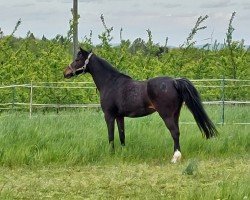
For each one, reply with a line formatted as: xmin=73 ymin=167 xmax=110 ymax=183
xmin=0 ymin=13 xmax=249 ymax=107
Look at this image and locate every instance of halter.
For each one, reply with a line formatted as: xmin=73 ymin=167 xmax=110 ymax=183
xmin=69 ymin=52 xmax=93 ymax=75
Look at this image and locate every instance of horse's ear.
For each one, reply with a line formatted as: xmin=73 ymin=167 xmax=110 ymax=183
xmin=79 ymin=47 xmax=84 ymax=52
xmin=79 ymin=47 xmax=89 ymax=56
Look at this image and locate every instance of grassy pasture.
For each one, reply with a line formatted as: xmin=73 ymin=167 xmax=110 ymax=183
xmin=0 ymin=105 xmax=249 ymax=199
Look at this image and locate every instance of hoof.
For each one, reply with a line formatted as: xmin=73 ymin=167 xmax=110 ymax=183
xmin=171 ymin=150 xmax=182 ymax=163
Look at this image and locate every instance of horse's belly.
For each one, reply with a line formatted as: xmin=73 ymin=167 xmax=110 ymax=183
xmin=124 ymin=107 xmax=156 ymax=118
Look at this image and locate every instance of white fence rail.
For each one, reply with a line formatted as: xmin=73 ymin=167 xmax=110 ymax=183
xmin=0 ymin=79 xmax=249 ymax=124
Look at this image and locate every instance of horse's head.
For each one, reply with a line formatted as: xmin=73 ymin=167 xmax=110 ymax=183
xmin=64 ymin=48 xmax=93 ymax=78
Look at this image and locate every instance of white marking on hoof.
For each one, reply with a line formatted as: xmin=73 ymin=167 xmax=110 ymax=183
xmin=171 ymin=150 xmax=182 ymax=163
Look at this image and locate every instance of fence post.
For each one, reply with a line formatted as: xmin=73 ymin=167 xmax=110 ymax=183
xmin=29 ymin=81 xmax=33 ymax=118
xmin=72 ymin=0 xmax=78 ymax=59
xmin=221 ymin=76 xmax=225 ymax=125
xmin=12 ymin=85 xmax=16 ymax=111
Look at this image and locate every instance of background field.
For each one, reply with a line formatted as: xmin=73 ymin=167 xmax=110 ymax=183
xmin=0 ymin=105 xmax=249 ymax=199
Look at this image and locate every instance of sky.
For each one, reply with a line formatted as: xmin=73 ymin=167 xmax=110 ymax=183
xmin=0 ymin=0 xmax=250 ymax=46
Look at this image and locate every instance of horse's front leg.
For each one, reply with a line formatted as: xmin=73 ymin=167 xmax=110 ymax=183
xmin=104 ymin=113 xmax=115 ymax=151
xmin=116 ymin=117 xmax=125 ymax=146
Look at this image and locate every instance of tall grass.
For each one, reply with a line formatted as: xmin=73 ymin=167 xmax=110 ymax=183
xmin=0 ymin=106 xmax=249 ymax=199
xmin=0 ymin=105 xmax=249 ymax=167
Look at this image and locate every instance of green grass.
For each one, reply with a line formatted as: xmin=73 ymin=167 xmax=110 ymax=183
xmin=0 ymin=105 xmax=249 ymax=199
xmin=0 ymin=160 xmax=249 ymax=199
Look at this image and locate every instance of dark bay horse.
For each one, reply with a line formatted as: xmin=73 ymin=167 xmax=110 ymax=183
xmin=63 ymin=48 xmax=217 ymax=163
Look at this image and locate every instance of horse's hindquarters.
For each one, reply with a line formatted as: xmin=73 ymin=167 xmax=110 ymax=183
xmin=147 ymin=77 xmax=182 ymax=114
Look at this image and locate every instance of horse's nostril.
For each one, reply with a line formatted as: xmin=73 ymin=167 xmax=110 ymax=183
xmin=64 ymin=71 xmax=70 ymax=78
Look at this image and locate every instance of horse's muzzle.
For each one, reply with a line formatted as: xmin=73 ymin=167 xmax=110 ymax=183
xmin=63 ymin=67 xmax=73 ymax=79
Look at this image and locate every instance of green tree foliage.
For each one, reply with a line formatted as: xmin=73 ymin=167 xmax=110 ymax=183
xmin=0 ymin=13 xmax=249 ymax=107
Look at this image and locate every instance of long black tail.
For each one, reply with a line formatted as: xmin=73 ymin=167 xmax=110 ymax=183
xmin=174 ymin=78 xmax=218 ymax=138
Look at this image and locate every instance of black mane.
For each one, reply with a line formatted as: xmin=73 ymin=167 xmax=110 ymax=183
xmin=96 ymin=56 xmax=131 ymax=79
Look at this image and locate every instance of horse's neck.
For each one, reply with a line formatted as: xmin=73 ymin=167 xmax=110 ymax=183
xmin=89 ymin=57 xmax=125 ymax=91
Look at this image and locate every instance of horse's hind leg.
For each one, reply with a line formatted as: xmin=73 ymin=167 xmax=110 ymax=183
xmin=147 ymin=77 xmax=182 ymax=163
xmin=116 ymin=117 xmax=125 ymax=146
xmin=162 ymin=116 xmax=181 ymax=163
xmin=158 ymin=108 xmax=182 ymax=163
xmin=165 ymin=117 xmax=181 ymax=163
